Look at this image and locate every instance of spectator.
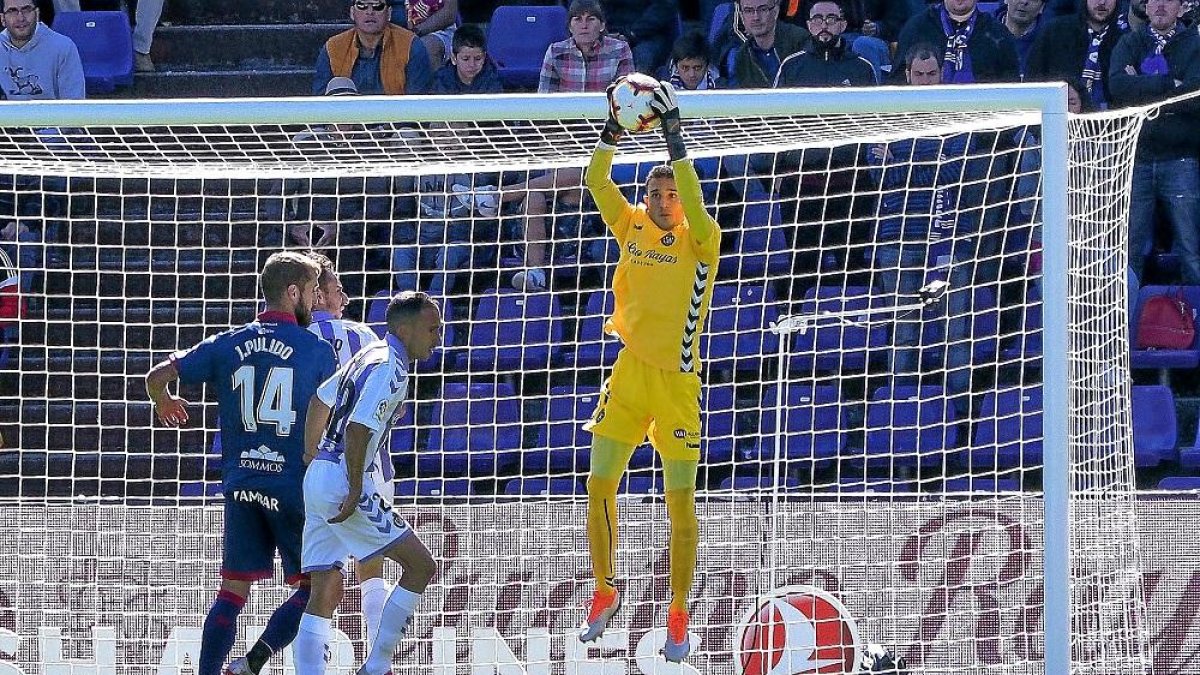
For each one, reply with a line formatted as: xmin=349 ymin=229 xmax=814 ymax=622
xmin=774 ymin=0 xmax=877 ymax=86
xmin=722 ymin=0 xmax=809 ymax=88
xmin=538 ymin=0 xmax=633 ymax=93
xmin=391 ymin=0 xmax=458 ymax=69
xmin=780 ymin=0 xmax=901 ymax=80
xmin=1128 ymin=0 xmax=1149 ymax=33
xmin=431 ymin=23 xmax=502 ymax=94
xmin=0 ymin=0 xmax=84 ymax=99
xmin=667 ymin=31 xmax=718 ymax=90
xmin=995 ymin=0 xmax=1048 ymax=77
xmin=895 ymin=0 xmax=1021 ymax=83
xmin=1109 ymin=0 xmax=1200 ymax=284
xmin=51 ymin=0 xmax=164 ymax=72
xmin=313 ymin=0 xmax=433 ymax=95
xmin=866 ymin=41 xmax=990 ymax=417
xmin=1026 ymin=0 xmax=1128 ymax=110
xmin=0 ymin=220 xmax=35 ymax=346
xmin=599 ymin=0 xmax=677 ymax=74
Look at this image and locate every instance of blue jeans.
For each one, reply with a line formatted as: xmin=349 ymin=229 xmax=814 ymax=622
xmin=873 ymin=243 xmax=974 ymax=414
xmin=1128 ymin=156 xmax=1200 ymax=284
xmin=392 ymin=221 xmax=471 ymax=295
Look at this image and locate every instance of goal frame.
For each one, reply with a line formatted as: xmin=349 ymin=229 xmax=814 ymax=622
xmin=0 ymin=83 xmax=1073 ymax=673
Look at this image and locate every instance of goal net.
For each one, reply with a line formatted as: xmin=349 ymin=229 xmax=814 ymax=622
xmin=0 ymin=88 xmax=1149 ymax=674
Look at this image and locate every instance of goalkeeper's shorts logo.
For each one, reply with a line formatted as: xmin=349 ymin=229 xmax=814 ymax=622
xmin=734 ymin=584 xmax=863 ymax=675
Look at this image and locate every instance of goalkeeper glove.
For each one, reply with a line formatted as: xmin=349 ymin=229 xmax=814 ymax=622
xmin=600 ymin=81 xmax=625 ymax=146
xmin=650 ymin=80 xmax=686 ymax=162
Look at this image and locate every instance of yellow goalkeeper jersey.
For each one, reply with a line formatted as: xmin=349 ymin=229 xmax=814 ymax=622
xmin=585 ymin=146 xmax=721 ymax=373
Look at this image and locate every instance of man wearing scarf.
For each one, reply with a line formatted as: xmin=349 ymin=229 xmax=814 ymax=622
xmin=1027 ymin=0 xmax=1129 ymax=110
xmin=1110 ymin=0 xmax=1200 ymax=285
xmin=894 ymin=0 xmax=1020 ymax=84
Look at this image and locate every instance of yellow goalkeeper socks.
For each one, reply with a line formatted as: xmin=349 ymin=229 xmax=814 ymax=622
xmin=586 ymin=474 xmax=621 ymax=593
xmin=665 ymin=488 xmax=698 ymax=614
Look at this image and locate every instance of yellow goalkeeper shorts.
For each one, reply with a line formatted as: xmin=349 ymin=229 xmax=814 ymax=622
xmin=584 ymin=349 xmax=702 ymax=461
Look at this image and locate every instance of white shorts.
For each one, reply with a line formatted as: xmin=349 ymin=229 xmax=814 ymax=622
xmin=301 ymin=459 xmax=412 ymax=573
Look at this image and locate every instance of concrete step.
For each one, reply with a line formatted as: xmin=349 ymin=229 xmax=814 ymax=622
xmin=125 ymin=68 xmax=315 ymax=98
xmin=148 ymin=23 xmax=343 ymax=72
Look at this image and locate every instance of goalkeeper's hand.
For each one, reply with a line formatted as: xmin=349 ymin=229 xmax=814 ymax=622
xmin=600 ymin=81 xmax=625 ymax=146
xmin=651 ymin=81 xmax=687 ymax=161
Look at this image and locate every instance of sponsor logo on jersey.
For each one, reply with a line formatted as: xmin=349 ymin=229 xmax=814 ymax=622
xmin=238 ymin=444 xmax=285 ymax=473
xmin=735 ymin=585 xmax=862 ymax=675
xmin=660 ymin=233 xmax=676 ymax=247
xmin=231 ymin=490 xmax=280 ymax=512
xmin=625 ymin=241 xmax=678 ymax=265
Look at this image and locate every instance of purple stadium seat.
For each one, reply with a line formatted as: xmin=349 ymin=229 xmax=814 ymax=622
xmin=970 ymin=386 xmax=1043 ymax=471
xmin=461 ymin=288 xmax=564 ymax=372
xmin=53 ymin=11 xmax=133 ymax=94
xmin=863 ymin=385 xmax=959 ymax=468
xmin=789 ymin=286 xmax=888 ymax=372
xmin=920 ymin=285 xmax=1000 ymax=364
xmin=1000 ymin=300 xmax=1042 ymax=361
xmin=368 ymin=292 xmax=457 ymax=369
xmin=702 ymin=383 xmax=739 ymax=466
xmin=1131 ymin=385 xmax=1178 ymax=468
xmin=395 ymin=478 xmax=473 ymax=497
xmin=367 ymin=290 xmax=390 ymax=338
xmin=941 ymin=476 xmax=1021 ymax=492
xmin=700 ymin=282 xmax=779 ymax=373
xmin=1130 ymin=286 xmax=1200 ymax=370
xmin=527 ymin=385 xmax=600 ymax=474
xmin=504 ymin=477 xmax=583 ymax=496
xmin=571 ymin=290 xmax=620 ymax=368
xmin=718 ymin=201 xmax=790 ymax=280
xmin=620 ymin=475 xmax=664 ymax=494
xmin=718 ymin=475 xmax=801 ymax=491
xmin=487 ymin=5 xmax=568 ymax=89
xmin=821 ymin=478 xmax=914 ymax=493
xmin=424 ymin=383 xmax=522 ymax=476
xmin=707 ymin=3 xmax=734 ymax=47
xmin=1156 ymin=476 xmax=1200 ymax=490
xmin=757 ymin=383 xmax=845 ymax=463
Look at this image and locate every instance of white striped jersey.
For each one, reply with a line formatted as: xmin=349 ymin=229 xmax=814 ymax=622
xmin=307 ymin=309 xmax=380 ymax=367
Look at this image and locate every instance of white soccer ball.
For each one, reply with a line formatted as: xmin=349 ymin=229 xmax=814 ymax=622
xmin=608 ymin=73 xmax=662 ymax=133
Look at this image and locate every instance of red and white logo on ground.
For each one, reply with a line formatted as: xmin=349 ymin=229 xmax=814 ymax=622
xmin=734 ymin=585 xmax=863 ymax=675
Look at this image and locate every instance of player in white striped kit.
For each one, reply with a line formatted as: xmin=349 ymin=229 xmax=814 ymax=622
xmin=304 ymin=251 xmax=395 ymax=648
xmin=293 ymin=291 xmax=441 ymax=675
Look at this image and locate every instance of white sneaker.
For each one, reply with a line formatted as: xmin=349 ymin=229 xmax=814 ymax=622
xmin=451 ymin=184 xmax=499 ymax=217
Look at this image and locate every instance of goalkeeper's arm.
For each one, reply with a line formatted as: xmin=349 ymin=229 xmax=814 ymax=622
xmin=585 ymin=84 xmax=635 ymax=232
xmin=651 ymin=82 xmax=718 ymax=245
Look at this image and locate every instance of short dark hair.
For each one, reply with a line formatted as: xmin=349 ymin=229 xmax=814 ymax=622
xmin=671 ymin=31 xmax=710 ymax=65
xmin=805 ymin=0 xmax=846 ymax=17
xmin=386 ymin=291 xmax=438 ymax=331
xmin=644 ymin=164 xmax=676 ymax=187
xmin=567 ymin=0 xmax=605 ymax=25
xmin=453 ymin=23 xmax=486 ymax=54
xmin=260 ymin=251 xmax=320 ymax=305
xmin=905 ymin=42 xmax=941 ymax=70
xmin=305 ymin=250 xmax=337 ymax=290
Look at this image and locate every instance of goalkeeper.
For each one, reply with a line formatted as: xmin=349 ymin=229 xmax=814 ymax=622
xmin=579 ymin=80 xmax=720 ymax=664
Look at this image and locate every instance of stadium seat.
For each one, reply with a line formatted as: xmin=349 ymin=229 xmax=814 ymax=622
xmin=1131 ymin=385 xmax=1178 ymax=468
xmin=940 ymin=476 xmax=1021 ymax=492
xmin=707 ymin=2 xmax=734 ymax=47
xmin=395 ymin=478 xmax=473 ymax=497
xmin=718 ymin=475 xmax=800 ymax=491
xmin=385 ymin=407 xmax=418 ymax=476
xmin=700 ymin=282 xmax=779 ymax=373
xmin=1130 ymin=286 xmax=1200 ymax=371
xmin=526 ymin=385 xmax=601 ymax=474
xmin=999 ymin=300 xmax=1042 ymax=362
xmin=863 ymin=385 xmax=960 ymax=468
xmin=570 ymin=290 xmax=619 ymax=368
xmin=424 ymin=383 xmax=523 ymax=476
xmin=53 ymin=11 xmax=134 ymax=94
xmin=461 ymin=288 xmax=564 ymax=372
xmin=1155 ymin=476 xmax=1200 ymax=491
xmin=367 ymin=292 xmax=457 ymax=369
xmin=920 ymin=285 xmax=1000 ymax=365
xmin=702 ymin=383 xmax=740 ymax=466
xmin=757 ymin=383 xmax=845 ymax=464
xmin=487 ymin=5 xmax=568 ymax=90
xmin=970 ymin=386 xmax=1043 ymax=472
xmin=620 ymin=475 xmax=663 ymax=494
xmin=718 ymin=201 xmax=790 ymax=280
xmin=504 ymin=477 xmax=583 ymax=496
xmin=367 ymin=289 xmax=389 ymax=338
xmin=789 ymin=286 xmax=888 ymax=372
xmin=816 ymin=478 xmax=914 ymax=493
xmin=1180 ymin=416 xmax=1200 ymax=472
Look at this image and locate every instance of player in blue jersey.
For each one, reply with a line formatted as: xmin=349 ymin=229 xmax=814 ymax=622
xmin=304 ymin=250 xmax=396 ymax=650
xmin=292 ymin=291 xmax=441 ymax=675
xmin=145 ymin=251 xmax=338 ymax=675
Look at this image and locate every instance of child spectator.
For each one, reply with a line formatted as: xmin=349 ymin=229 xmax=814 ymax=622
xmin=667 ymin=31 xmax=719 ymax=90
xmin=431 ymin=23 xmax=503 ymax=94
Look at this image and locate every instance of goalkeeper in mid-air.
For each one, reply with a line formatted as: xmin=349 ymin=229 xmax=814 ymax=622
xmin=579 ymin=79 xmax=720 ymax=663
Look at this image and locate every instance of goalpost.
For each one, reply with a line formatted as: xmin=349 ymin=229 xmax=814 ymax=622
xmin=0 ymin=85 xmax=1149 ymax=674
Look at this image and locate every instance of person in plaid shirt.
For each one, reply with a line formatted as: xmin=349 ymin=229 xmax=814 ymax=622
xmin=538 ymin=0 xmax=634 ymax=93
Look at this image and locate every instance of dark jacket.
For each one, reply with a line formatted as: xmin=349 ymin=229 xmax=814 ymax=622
xmin=774 ymin=36 xmax=876 ymax=87
xmin=1109 ymin=25 xmax=1200 ymax=158
xmin=431 ymin=59 xmax=504 ymax=94
xmin=602 ymin=0 xmax=677 ymax=48
xmin=726 ymin=21 xmax=810 ymax=88
xmin=1026 ymin=10 xmax=1127 ymax=108
xmin=894 ymin=5 xmax=1020 ymax=83
xmin=868 ymin=133 xmax=989 ymax=242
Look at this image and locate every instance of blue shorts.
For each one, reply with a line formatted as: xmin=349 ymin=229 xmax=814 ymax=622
xmin=222 ymin=488 xmax=306 ymax=585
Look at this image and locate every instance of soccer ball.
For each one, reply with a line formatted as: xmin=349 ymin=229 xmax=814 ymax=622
xmin=608 ymin=73 xmax=662 ymax=133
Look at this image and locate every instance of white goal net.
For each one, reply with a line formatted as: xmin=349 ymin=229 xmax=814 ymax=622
xmin=0 ymin=88 xmax=1149 ymax=674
